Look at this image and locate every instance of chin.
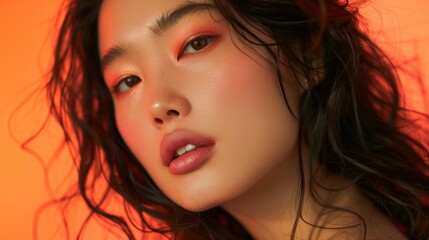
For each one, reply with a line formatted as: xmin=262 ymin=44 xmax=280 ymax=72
xmin=169 ymin=186 xmax=228 ymax=212
xmin=175 ymin=198 xmax=219 ymax=212
xmin=171 ymin=184 xmax=249 ymax=213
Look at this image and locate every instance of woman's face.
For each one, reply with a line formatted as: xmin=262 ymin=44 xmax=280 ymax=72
xmin=99 ymin=0 xmax=302 ymax=211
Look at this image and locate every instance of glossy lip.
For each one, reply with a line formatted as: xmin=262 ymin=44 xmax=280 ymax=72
xmin=160 ymin=129 xmax=215 ymax=174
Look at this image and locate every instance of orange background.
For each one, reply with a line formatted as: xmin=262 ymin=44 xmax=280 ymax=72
xmin=0 ymin=1 xmax=428 ymax=239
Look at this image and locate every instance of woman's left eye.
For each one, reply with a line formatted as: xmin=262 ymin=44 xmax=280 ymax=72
xmin=180 ymin=36 xmax=214 ymax=56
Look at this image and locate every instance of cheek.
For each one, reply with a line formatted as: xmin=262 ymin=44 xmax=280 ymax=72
xmin=204 ymin=48 xmax=299 ymax=174
xmin=114 ymin=97 xmax=144 ymax=146
xmin=193 ymin=53 xmax=301 ymax=205
xmin=115 ymin=106 xmax=170 ymax=192
xmin=113 ymin=98 xmax=159 ymax=167
xmin=207 ymin=49 xmax=289 ymax=125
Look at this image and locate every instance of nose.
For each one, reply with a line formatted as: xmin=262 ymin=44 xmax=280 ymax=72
xmin=150 ymin=94 xmax=191 ymax=127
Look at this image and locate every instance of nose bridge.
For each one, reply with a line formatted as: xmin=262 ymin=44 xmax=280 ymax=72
xmin=146 ymin=69 xmax=191 ymax=128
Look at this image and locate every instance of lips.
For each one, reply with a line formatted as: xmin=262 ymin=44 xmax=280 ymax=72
xmin=160 ymin=129 xmax=215 ymax=174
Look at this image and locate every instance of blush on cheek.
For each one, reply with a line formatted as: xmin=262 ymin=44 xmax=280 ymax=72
xmin=116 ymin=115 xmax=137 ymax=149
xmin=115 ymin=108 xmax=144 ymax=151
xmin=213 ymin=49 xmax=279 ymax=105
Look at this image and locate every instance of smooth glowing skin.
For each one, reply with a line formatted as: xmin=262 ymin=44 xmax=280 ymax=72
xmin=99 ymin=0 xmax=300 ymax=210
xmin=98 ymin=0 xmax=407 ymax=239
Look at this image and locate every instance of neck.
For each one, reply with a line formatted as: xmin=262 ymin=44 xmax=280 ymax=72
xmin=221 ymin=145 xmax=305 ymax=239
xmin=220 ymin=145 xmax=401 ymax=239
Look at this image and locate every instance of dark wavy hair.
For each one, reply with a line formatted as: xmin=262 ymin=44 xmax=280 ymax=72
xmin=44 ymin=0 xmax=429 ymax=239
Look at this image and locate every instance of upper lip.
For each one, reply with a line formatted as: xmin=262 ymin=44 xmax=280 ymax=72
xmin=160 ymin=129 xmax=215 ymax=166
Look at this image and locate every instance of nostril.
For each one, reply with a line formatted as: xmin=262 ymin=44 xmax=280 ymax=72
xmin=155 ymin=118 xmax=163 ymax=124
xmin=154 ymin=110 xmax=179 ymax=125
xmin=167 ymin=109 xmax=179 ymax=116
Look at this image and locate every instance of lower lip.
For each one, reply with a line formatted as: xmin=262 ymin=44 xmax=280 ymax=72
xmin=169 ymin=146 xmax=214 ymax=175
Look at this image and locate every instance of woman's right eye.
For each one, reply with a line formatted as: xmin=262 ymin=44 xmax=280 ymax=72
xmin=113 ymin=75 xmax=141 ymax=94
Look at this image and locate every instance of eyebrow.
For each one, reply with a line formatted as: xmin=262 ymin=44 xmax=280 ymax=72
xmin=101 ymin=44 xmax=128 ymax=71
xmin=150 ymin=1 xmax=214 ymax=35
xmin=101 ymin=1 xmax=214 ymax=70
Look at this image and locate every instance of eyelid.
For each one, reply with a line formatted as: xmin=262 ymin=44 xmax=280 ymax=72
xmin=111 ymin=75 xmax=142 ymax=96
xmin=177 ymin=34 xmax=218 ymax=59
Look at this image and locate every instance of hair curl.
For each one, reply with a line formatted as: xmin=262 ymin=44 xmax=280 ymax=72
xmin=45 ymin=0 xmax=429 ymax=239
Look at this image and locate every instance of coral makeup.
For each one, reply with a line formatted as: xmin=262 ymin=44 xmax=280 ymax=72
xmin=160 ymin=130 xmax=215 ymax=175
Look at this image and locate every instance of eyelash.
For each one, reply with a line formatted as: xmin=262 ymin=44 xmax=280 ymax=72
xmin=178 ymin=35 xmax=216 ymax=59
xmin=112 ymin=75 xmax=141 ymax=95
xmin=110 ymin=36 xmax=216 ymax=95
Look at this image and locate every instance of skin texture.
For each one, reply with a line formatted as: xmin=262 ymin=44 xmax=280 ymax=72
xmin=98 ymin=0 xmax=407 ymax=238
xmin=99 ymin=0 xmax=301 ymax=212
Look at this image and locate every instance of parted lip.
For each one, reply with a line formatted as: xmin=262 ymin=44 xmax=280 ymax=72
xmin=160 ymin=129 xmax=215 ymax=167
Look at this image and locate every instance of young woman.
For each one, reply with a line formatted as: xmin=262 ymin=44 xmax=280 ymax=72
xmin=46 ymin=0 xmax=429 ymax=239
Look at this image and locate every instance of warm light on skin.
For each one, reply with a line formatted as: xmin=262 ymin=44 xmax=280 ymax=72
xmin=1 ymin=0 xmax=427 ymax=239
xmin=99 ymin=0 xmax=302 ymax=213
xmin=98 ymin=0 xmax=407 ymax=239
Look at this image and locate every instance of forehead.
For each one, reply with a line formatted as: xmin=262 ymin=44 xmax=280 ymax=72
xmin=98 ymin=0 xmax=208 ymax=55
xmin=99 ymin=0 xmax=166 ymax=53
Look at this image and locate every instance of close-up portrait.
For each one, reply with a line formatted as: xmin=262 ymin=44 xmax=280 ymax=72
xmin=1 ymin=0 xmax=429 ymax=239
